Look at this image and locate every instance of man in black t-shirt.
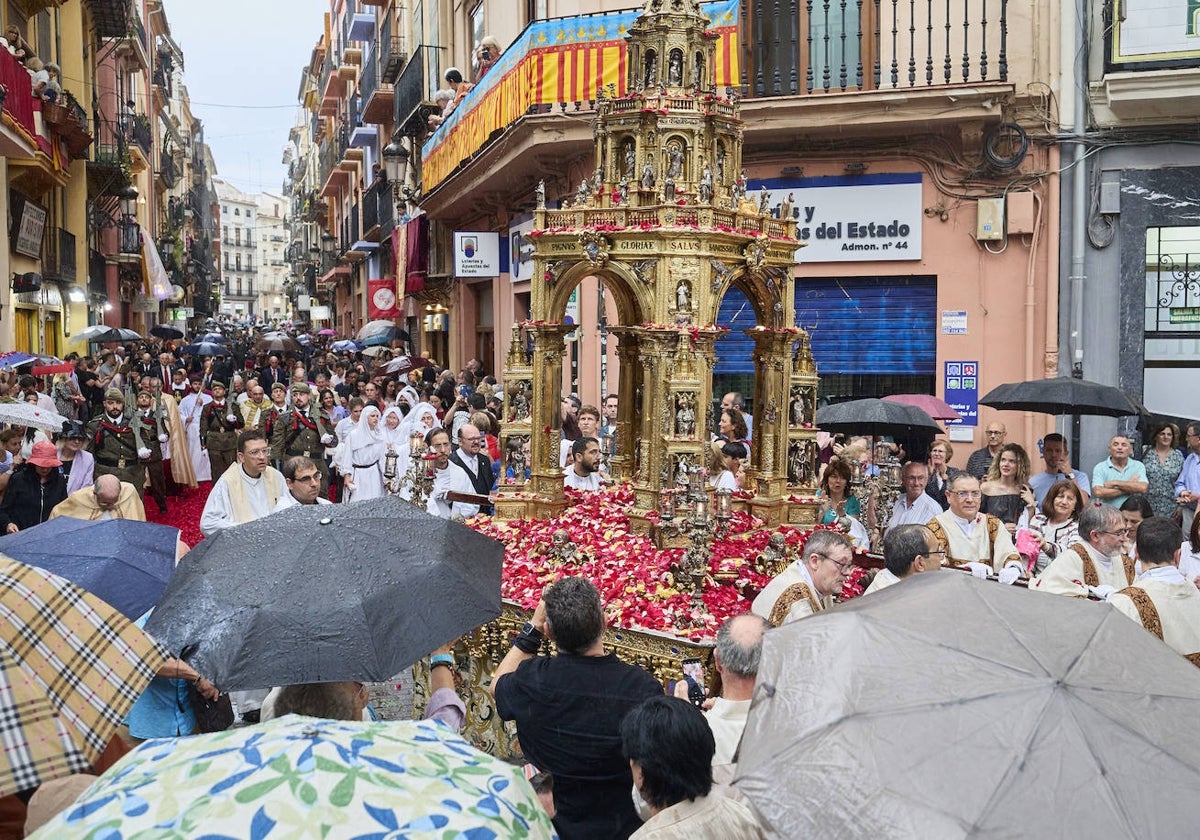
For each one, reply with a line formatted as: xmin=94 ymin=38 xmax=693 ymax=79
xmin=491 ymin=577 xmax=662 ymax=840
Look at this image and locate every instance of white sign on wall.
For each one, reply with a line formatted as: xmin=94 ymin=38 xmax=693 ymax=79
xmin=749 ymin=173 xmax=923 ymax=263
xmin=453 ymin=231 xmax=501 ymax=277
xmin=508 ymin=218 xmax=536 ymax=283
xmin=1112 ymin=1 xmax=1200 ymax=64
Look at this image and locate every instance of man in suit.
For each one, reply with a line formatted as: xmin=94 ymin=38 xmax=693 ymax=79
xmin=449 ymin=423 xmax=494 ymax=515
xmin=258 ymin=355 xmax=286 ymax=390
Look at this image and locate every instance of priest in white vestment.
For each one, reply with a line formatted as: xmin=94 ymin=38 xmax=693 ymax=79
xmin=751 ymin=530 xmax=855 ymax=626
xmin=1108 ymin=516 xmax=1200 ymax=664
xmin=1032 ymin=503 xmax=1137 ymax=599
xmin=179 ymin=377 xmax=213 ymax=483
xmin=200 ymin=431 xmax=286 ymax=536
xmin=926 ymin=474 xmax=1024 ymax=584
xmin=864 ymin=523 xmax=943 ymax=595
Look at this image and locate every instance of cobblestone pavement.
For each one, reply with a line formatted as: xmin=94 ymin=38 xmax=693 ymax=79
xmin=367 ymin=675 xmax=413 ymax=721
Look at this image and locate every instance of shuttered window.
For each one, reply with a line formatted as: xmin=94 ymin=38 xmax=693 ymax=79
xmin=716 ymin=275 xmax=936 ymax=376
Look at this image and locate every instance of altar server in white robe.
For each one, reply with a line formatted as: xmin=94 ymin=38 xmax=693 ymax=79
xmin=338 ymin=406 xmax=387 ymax=502
xmin=179 ymin=376 xmax=212 ymax=483
xmin=200 ymin=430 xmax=286 ymax=536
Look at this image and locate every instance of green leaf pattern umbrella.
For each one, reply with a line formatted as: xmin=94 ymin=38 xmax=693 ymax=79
xmin=32 ymin=716 xmax=557 ymax=838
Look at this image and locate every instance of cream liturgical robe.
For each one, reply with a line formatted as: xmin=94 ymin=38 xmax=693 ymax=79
xmin=199 ymin=463 xmax=286 ymax=536
xmin=751 ymin=560 xmax=828 ymax=627
xmin=1109 ymin=567 xmax=1200 ymax=665
xmin=863 ymin=568 xmax=902 ymax=595
xmin=927 ymin=511 xmax=1021 ymax=572
xmin=1031 ymin=541 xmax=1136 ymax=598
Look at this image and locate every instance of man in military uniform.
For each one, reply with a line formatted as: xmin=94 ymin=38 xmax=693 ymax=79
xmin=265 ymin=382 xmax=289 ymax=465
xmin=271 ymin=383 xmax=336 ymax=493
xmin=134 ymin=387 xmax=170 ymax=514
xmin=200 ymin=381 xmax=244 ymax=479
xmin=87 ymin=388 xmax=144 ymax=491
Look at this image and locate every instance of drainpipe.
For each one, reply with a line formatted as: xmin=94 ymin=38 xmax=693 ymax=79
xmin=1067 ymin=0 xmax=1088 ymax=458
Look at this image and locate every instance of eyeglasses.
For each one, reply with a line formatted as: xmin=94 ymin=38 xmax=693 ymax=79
xmin=923 ymin=548 xmax=946 ymax=559
xmin=292 ymin=473 xmax=320 ymax=483
xmin=985 ymin=431 xmax=1004 ymax=437
xmin=1100 ymin=528 xmax=1131 ymax=537
xmin=243 ymin=448 xmax=270 ymax=458
xmin=953 ymin=490 xmax=982 ymax=499
xmin=817 ymin=553 xmax=855 ymax=574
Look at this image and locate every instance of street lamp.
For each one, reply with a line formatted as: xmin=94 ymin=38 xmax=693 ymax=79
xmin=381 ymin=140 xmax=410 ymax=192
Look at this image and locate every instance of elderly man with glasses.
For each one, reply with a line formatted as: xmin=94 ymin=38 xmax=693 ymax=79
xmin=1032 ymin=502 xmax=1137 ymax=600
xmin=965 ymin=422 xmax=1007 ymax=480
xmin=926 ymin=473 xmax=1025 ymax=584
xmin=751 ymin=529 xmax=857 ymax=626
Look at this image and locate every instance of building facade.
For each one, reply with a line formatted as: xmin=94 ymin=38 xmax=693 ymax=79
xmin=1062 ymin=0 xmax=1200 ymax=468
xmin=0 ymin=0 xmax=217 ymax=358
xmin=213 ymin=178 xmax=259 ymax=319
xmin=377 ymin=0 xmax=1063 ymax=464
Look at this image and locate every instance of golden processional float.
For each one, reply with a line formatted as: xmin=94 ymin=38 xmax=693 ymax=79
xmin=415 ymin=0 xmax=826 ymax=756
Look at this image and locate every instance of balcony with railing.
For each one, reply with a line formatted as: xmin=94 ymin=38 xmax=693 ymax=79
xmin=360 ymin=43 xmax=395 ymax=124
xmin=394 ymin=44 xmax=437 ymax=137
xmin=319 ymin=53 xmax=344 ymax=116
xmin=127 ymin=113 xmax=153 ymax=157
xmin=84 ymin=0 xmax=130 ymax=39
xmin=361 ymin=182 xmax=380 ymax=240
xmin=85 ymin=117 xmax=132 ymax=197
xmin=116 ymin=12 xmax=150 ymax=69
xmin=42 ymin=228 xmax=78 ymax=283
xmin=381 ymin=36 xmax=406 ymax=84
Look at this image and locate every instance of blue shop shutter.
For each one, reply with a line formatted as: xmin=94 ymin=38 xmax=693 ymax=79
xmin=715 ymin=276 xmax=936 ymax=375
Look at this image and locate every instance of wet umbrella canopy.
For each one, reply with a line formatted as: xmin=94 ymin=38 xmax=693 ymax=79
xmin=815 ymin=398 xmax=942 ymax=437
xmin=734 ymin=572 xmax=1200 ymax=839
xmin=0 ymin=518 xmax=178 ymax=621
xmin=145 ymin=497 xmax=503 ymax=691
xmin=979 ymin=376 xmax=1141 ymax=417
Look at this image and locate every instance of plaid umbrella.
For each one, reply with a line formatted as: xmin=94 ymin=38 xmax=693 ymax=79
xmin=0 ymin=557 xmax=171 ymax=797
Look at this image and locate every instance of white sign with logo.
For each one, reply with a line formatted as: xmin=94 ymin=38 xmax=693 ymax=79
xmin=508 ymin=218 xmax=536 ymax=283
xmin=310 ymin=305 xmax=331 ymax=320
xmin=453 ymin=231 xmax=501 ymax=277
xmin=749 ymin=173 xmax=923 ymax=263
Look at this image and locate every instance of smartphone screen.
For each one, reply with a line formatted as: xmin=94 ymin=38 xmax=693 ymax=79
xmin=681 ymin=658 xmax=706 ymax=707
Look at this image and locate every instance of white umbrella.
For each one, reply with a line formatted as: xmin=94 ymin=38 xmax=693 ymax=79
xmin=735 ymin=571 xmax=1200 ymax=839
xmin=0 ymin=401 xmax=70 ymax=432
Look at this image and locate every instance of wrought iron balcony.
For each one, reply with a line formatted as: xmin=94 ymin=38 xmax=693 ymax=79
xmin=42 ymin=228 xmax=78 ymax=283
xmin=381 ymin=36 xmax=406 ymax=84
xmin=394 ymin=44 xmax=437 ymax=137
xmin=158 ymin=151 xmax=179 ymax=188
xmin=745 ymin=0 xmax=1007 ymax=97
xmin=128 ymin=113 xmax=152 ymax=156
xmin=84 ymin=0 xmax=129 ymax=39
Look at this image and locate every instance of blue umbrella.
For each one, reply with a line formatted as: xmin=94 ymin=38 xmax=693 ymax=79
xmin=330 ymin=339 xmax=364 ymax=353
xmin=0 ymin=518 xmax=179 ymax=621
xmin=360 ymin=332 xmax=395 ymax=347
xmin=196 ymin=332 xmax=229 ymax=344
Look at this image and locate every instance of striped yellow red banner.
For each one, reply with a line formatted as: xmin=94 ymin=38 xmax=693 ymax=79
xmin=423 ymin=0 xmax=740 ymax=191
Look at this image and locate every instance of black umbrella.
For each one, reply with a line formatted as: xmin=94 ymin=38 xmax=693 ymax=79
xmin=979 ymin=376 xmax=1140 ymax=417
xmin=181 ymin=341 xmax=228 ymax=357
xmin=144 ymin=497 xmax=503 ymax=691
xmin=815 ymin=398 xmax=942 ymax=437
xmin=150 ymin=324 xmax=185 ymax=340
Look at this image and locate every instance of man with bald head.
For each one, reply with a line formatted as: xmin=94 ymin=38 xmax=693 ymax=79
xmin=450 ymin=423 xmax=494 ymax=515
xmin=50 ymin=474 xmax=147 ymax=521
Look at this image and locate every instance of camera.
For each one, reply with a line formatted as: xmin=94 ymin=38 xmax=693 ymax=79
xmin=481 ymin=47 xmax=491 ymax=61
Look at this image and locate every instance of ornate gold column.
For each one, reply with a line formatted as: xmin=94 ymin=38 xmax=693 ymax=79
xmin=746 ymin=328 xmax=798 ymax=528
xmin=526 ymin=323 xmax=575 ymax=512
xmin=607 ymin=327 xmax=643 ymax=485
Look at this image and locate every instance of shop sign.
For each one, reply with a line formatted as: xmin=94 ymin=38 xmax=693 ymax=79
xmin=748 ymin=173 xmax=923 ymax=262
xmin=1169 ymin=306 xmax=1200 ymax=323
xmin=942 ymin=310 xmax=968 ymax=334
xmin=508 ymin=218 xmax=535 ymax=282
xmin=1110 ymin=1 xmax=1200 ymax=66
xmin=310 ymin=305 xmax=331 ymax=320
xmin=944 ymin=360 xmax=979 ymax=426
xmin=453 ymin=231 xmax=500 ymax=277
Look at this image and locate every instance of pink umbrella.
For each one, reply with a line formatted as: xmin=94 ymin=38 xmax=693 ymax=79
xmin=882 ymin=394 xmax=961 ymax=421
xmin=317 ymin=329 xmax=338 ymax=336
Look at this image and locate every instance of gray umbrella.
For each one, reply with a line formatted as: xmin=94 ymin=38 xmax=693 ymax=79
xmin=144 ymin=497 xmax=503 ymax=691
xmin=735 ymin=571 xmax=1200 ymax=839
xmin=815 ymin=397 xmax=942 ymax=436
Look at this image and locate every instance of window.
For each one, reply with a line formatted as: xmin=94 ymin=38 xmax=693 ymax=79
xmin=469 ymin=3 xmax=485 ymax=77
xmin=1144 ymin=226 xmax=1200 ymax=418
xmin=235 ymin=229 xmax=241 ymax=245
xmin=222 ymin=206 xmax=228 ymax=214
xmin=236 ymin=254 xmax=242 ymax=270
xmin=234 ymin=208 xmax=240 ymax=216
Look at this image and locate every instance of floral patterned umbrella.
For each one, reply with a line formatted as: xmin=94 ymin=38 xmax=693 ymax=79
xmin=31 ymin=716 xmax=557 ymax=838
